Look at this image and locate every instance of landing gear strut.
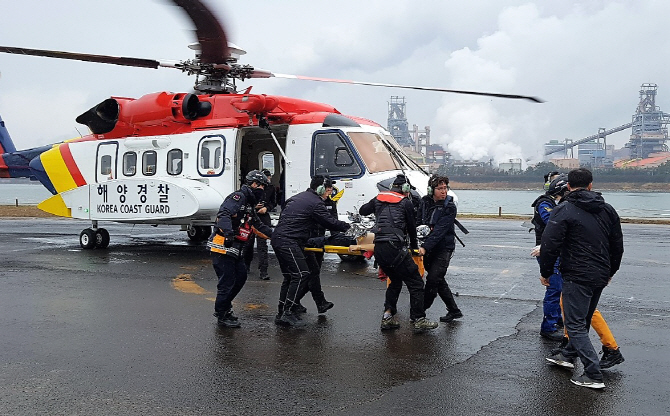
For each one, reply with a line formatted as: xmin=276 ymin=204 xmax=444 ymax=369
xmin=80 ymin=221 xmax=110 ymax=249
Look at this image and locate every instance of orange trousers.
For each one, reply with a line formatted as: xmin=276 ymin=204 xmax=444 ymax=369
xmin=560 ymin=296 xmax=618 ymax=350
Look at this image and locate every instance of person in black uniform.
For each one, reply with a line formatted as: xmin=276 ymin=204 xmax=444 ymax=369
xmin=293 ymin=178 xmax=342 ymax=314
xmin=243 ymin=169 xmax=277 ymax=280
xmin=418 ymin=175 xmax=463 ymax=322
xmin=271 ymin=175 xmax=350 ymax=327
xmin=359 ymin=174 xmax=438 ymax=332
xmin=207 ymin=170 xmax=273 ymax=328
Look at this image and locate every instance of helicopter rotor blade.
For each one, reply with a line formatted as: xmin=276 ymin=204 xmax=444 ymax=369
xmin=266 ymin=72 xmax=544 ymax=103
xmin=0 ymin=46 xmax=163 ymax=69
xmin=171 ymin=0 xmax=228 ymax=63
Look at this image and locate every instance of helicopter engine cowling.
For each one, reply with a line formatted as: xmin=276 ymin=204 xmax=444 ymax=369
xmin=230 ymin=94 xmax=279 ymax=115
xmin=76 ymin=92 xmax=212 ymax=135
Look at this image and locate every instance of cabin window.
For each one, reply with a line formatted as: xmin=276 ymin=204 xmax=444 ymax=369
xmin=198 ymin=136 xmax=225 ymax=176
xmin=347 ymin=132 xmax=400 ymax=173
xmin=167 ymin=149 xmax=183 ymax=175
xmin=123 ymin=152 xmax=137 ymax=176
xmin=100 ymin=155 xmax=112 ymax=175
xmin=312 ymin=132 xmax=362 ymax=177
xmin=142 ymin=151 xmax=157 ymax=176
xmin=201 ymin=147 xmax=210 ymax=168
xmin=260 ymin=152 xmax=275 ymax=175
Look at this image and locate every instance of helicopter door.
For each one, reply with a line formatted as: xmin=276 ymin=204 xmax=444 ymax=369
xmin=96 ymin=142 xmax=118 ymax=182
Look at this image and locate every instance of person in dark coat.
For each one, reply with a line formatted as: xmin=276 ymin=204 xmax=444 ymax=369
xmin=243 ymin=169 xmax=276 ymax=280
xmin=207 ymin=170 xmax=273 ymax=328
xmin=542 ymin=168 xmax=624 ymax=389
xmin=359 ymin=174 xmax=438 ymax=333
xmin=418 ymin=175 xmax=462 ymax=322
xmin=271 ymin=176 xmax=350 ymax=327
xmin=293 ymin=180 xmax=348 ymax=315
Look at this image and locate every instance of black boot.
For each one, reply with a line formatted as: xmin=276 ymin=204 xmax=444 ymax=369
xmin=276 ymin=311 xmax=306 ymax=327
xmin=317 ymin=301 xmax=334 ymax=314
xmin=292 ymin=303 xmax=307 ymax=314
xmin=215 ymin=311 xmax=241 ymax=328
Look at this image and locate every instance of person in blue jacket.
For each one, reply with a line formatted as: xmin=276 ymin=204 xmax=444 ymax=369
xmin=418 ymin=175 xmax=462 ymax=322
xmin=530 ymin=173 xmax=568 ymax=341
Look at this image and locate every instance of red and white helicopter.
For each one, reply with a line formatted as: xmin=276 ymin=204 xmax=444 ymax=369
xmin=0 ymin=0 xmax=541 ymax=249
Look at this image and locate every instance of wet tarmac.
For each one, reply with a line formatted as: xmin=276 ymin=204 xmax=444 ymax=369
xmin=0 ymin=217 xmax=668 ymax=415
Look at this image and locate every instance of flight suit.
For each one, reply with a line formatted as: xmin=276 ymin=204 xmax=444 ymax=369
xmin=208 ymin=185 xmax=272 ymax=324
xmin=271 ymin=188 xmax=349 ymax=326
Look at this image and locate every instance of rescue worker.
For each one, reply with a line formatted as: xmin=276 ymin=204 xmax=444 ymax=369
xmin=359 ymin=174 xmax=438 ymax=332
xmin=418 ymin=175 xmax=463 ymax=322
xmin=243 ymin=169 xmax=276 ymax=280
xmin=207 ymin=170 xmax=273 ymax=328
xmin=531 ymin=173 xmax=568 ymax=341
xmin=293 ymin=179 xmax=343 ymax=314
xmin=271 ymin=175 xmax=350 ymax=327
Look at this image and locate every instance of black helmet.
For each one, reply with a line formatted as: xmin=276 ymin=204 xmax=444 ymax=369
xmin=547 ymin=174 xmax=569 ymax=197
xmin=543 ymin=170 xmax=560 ymax=191
xmin=245 ymin=169 xmax=270 ymax=186
xmin=544 ymin=170 xmax=559 ymax=183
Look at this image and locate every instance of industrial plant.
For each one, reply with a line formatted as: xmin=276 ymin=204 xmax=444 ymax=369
xmin=388 ymin=83 xmax=670 ymax=173
xmin=544 ymin=83 xmax=670 ymax=170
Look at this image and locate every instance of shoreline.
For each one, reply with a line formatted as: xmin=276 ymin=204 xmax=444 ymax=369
xmin=1 ymin=205 xmax=668 ymax=225
xmin=449 ymin=181 xmax=670 ymax=192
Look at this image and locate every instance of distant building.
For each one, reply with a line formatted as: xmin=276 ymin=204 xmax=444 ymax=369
xmin=578 ymin=140 xmax=608 ymax=167
xmin=498 ymin=158 xmax=522 ymax=172
xmin=550 ymin=158 xmax=580 ymax=169
xmin=613 ymin=152 xmax=670 ymax=169
xmin=544 ymin=140 xmax=572 ymax=159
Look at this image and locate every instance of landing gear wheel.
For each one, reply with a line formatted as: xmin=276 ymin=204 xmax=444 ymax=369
xmin=197 ymin=226 xmax=212 ymax=240
xmin=187 ymin=226 xmax=211 ymax=242
xmin=80 ymin=228 xmax=97 ymax=249
xmin=95 ymin=228 xmax=110 ymax=248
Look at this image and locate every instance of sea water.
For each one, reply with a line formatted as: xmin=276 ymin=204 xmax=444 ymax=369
xmin=1 ymin=179 xmax=669 ymax=219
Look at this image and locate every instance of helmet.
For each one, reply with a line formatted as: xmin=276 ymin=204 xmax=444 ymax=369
xmin=544 ymin=170 xmax=560 ymax=183
xmin=543 ymin=170 xmax=560 ymax=191
xmin=547 ymin=174 xmax=569 ymax=197
xmin=245 ymin=169 xmax=270 ymax=186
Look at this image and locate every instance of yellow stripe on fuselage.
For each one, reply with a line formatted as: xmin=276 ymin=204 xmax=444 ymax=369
xmin=41 ymin=147 xmax=77 ymax=194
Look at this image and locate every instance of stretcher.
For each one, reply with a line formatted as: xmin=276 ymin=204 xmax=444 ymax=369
xmin=303 ymin=232 xmax=425 ymax=277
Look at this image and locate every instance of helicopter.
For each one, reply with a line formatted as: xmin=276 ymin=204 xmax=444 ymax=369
xmin=0 ymin=0 xmax=542 ymax=249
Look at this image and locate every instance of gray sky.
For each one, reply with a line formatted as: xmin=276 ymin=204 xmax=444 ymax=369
xmin=1 ymin=0 xmax=668 ymax=165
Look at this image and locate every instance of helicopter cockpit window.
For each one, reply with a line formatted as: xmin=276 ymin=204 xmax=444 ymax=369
xmin=167 ymin=149 xmax=183 ymax=175
xmin=198 ymin=137 xmax=225 ymax=176
xmin=312 ymin=132 xmax=362 ymax=177
xmin=100 ymin=155 xmax=112 ymax=176
xmin=123 ymin=152 xmax=137 ymax=176
xmin=142 ymin=151 xmax=157 ymax=176
xmin=347 ymin=132 xmax=399 ymax=173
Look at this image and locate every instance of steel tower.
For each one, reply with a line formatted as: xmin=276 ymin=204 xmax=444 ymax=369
xmin=625 ymin=83 xmax=670 ymax=159
xmin=387 ymin=96 xmax=413 ymax=147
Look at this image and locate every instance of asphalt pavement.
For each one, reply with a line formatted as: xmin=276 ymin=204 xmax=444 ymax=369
xmin=0 ymin=217 xmax=668 ymax=415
